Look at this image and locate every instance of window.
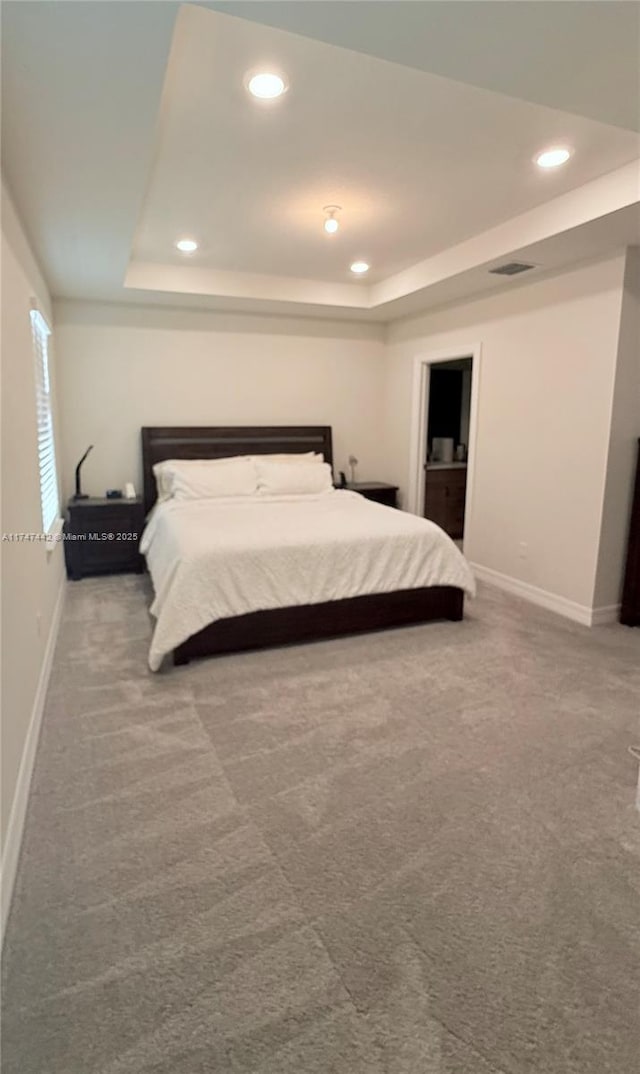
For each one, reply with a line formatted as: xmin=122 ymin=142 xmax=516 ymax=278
xmin=30 ymin=306 xmax=59 ymax=533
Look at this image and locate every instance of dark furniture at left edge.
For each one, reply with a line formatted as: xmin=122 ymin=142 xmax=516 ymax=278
xmin=64 ymin=497 xmax=145 ymax=580
xmin=620 ymin=438 xmax=640 ymax=626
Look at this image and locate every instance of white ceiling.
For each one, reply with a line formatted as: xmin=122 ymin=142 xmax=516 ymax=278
xmin=206 ymin=1 xmax=640 ymax=133
xmin=2 ymin=1 xmax=639 ymax=322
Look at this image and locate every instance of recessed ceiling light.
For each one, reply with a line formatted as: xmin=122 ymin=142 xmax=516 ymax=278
xmin=247 ymin=72 xmax=287 ymax=100
xmin=175 ymin=238 xmax=198 ymax=253
xmin=350 ymin=261 xmax=369 ymax=275
xmin=535 ymin=146 xmax=572 ymax=169
xmin=323 ymin=206 xmax=341 ymax=234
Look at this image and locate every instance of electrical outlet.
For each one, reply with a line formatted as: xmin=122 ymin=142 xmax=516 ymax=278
xmin=36 ymin=611 xmax=43 ymax=638
xmin=518 ymin=542 xmax=528 ymax=560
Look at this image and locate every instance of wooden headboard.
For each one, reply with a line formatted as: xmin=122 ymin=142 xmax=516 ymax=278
xmin=141 ymin=425 xmax=334 ymax=514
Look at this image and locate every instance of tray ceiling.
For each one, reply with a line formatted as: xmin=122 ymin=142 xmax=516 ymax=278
xmin=2 ymin=1 xmax=639 ymax=321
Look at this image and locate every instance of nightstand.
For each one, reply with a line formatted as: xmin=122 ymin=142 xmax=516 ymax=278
xmin=64 ymin=497 xmax=145 ymax=580
xmin=346 ymin=482 xmax=398 ymax=508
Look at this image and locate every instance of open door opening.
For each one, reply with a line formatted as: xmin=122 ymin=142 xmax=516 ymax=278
xmin=424 ymin=357 xmax=472 ymax=547
xmin=407 ymin=344 xmax=480 ymax=552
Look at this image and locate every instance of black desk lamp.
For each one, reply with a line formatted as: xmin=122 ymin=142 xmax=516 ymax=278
xmin=73 ymin=445 xmax=93 ymax=500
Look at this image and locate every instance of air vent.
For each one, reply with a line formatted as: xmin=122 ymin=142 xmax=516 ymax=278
xmin=489 ymin=262 xmax=536 ymax=276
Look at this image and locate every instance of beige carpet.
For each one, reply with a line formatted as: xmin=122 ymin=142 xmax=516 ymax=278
xmin=2 ymin=576 xmax=639 ymax=1073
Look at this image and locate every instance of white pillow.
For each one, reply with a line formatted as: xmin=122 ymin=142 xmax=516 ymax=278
xmin=256 ymin=460 xmax=334 ymax=496
xmin=170 ymin=457 xmax=258 ymax=500
xmin=153 ymin=455 xmax=249 ymax=501
xmin=250 ymin=452 xmax=324 ymax=464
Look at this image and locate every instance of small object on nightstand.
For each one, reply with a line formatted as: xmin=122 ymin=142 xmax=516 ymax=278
xmin=106 ymin=489 xmax=123 ymax=499
xmin=348 ymin=454 xmax=358 ymax=483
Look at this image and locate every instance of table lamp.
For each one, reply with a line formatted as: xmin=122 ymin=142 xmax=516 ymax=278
xmin=73 ymin=445 xmax=93 ymax=500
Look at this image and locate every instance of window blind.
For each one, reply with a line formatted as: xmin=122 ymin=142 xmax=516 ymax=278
xmin=30 ymin=307 xmax=60 ymax=533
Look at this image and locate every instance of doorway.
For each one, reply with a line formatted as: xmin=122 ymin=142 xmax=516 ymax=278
xmin=407 ymin=345 xmax=481 ymax=551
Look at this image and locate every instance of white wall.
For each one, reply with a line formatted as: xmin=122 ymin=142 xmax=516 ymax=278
xmin=53 ymin=301 xmax=386 ymax=500
xmin=1 ymin=183 xmax=66 ymax=914
xmin=593 ymin=247 xmax=640 ymax=610
xmin=54 ymin=256 xmax=631 ymax=620
xmin=383 ymin=254 xmax=628 ymax=613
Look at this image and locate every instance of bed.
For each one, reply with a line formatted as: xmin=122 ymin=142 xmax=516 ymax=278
xmin=140 ymin=425 xmax=475 ymax=668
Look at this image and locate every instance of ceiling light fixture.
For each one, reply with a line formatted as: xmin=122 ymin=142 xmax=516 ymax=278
xmin=535 ymin=146 xmax=572 ymax=169
xmin=350 ymin=261 xmax=369 ymax=275
xmin=247 ymin=71 xmax=287 ymax=100
xmin=175 ymin=238 xmax=198 ymax=253
xmin=323 ymin=206 xmax=341 ymax=234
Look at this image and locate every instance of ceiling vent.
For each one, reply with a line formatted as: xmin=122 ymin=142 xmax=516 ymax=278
xmin=489 ymin=261 xmax=536 ymax=276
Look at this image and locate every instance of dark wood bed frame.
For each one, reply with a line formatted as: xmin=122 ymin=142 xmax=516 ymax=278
xmin=141 ymin=425 xmax=464 ymax=665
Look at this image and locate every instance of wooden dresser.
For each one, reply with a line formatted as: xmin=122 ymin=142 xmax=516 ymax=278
xmin=424 ymin=465 xmax=467 ymax=538
xmin=620 ymin=438 xmax=640 ymax=626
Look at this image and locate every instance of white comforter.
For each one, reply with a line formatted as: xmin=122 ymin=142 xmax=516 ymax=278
xmin=140 ymin=490 xmax=476 ymax=670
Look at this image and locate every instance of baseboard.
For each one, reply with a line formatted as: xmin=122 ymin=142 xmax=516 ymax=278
xmin=1 ymin=580 xmax=66 ymax=945
xmin=469 ymin=562 xmax=601 ymax=626
xmin=590 ymin=603 xmax=621 ymax=626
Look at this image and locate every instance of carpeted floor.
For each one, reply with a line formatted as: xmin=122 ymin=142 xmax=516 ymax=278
xmin=2 ymin=576 xmax=639 ymax=1074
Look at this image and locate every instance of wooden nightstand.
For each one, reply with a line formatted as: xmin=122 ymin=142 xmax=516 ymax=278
xmin=346 ymin=482 xmax=398 ymax=508
xmin=64 ymin=497 xmax=145 ymax=580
